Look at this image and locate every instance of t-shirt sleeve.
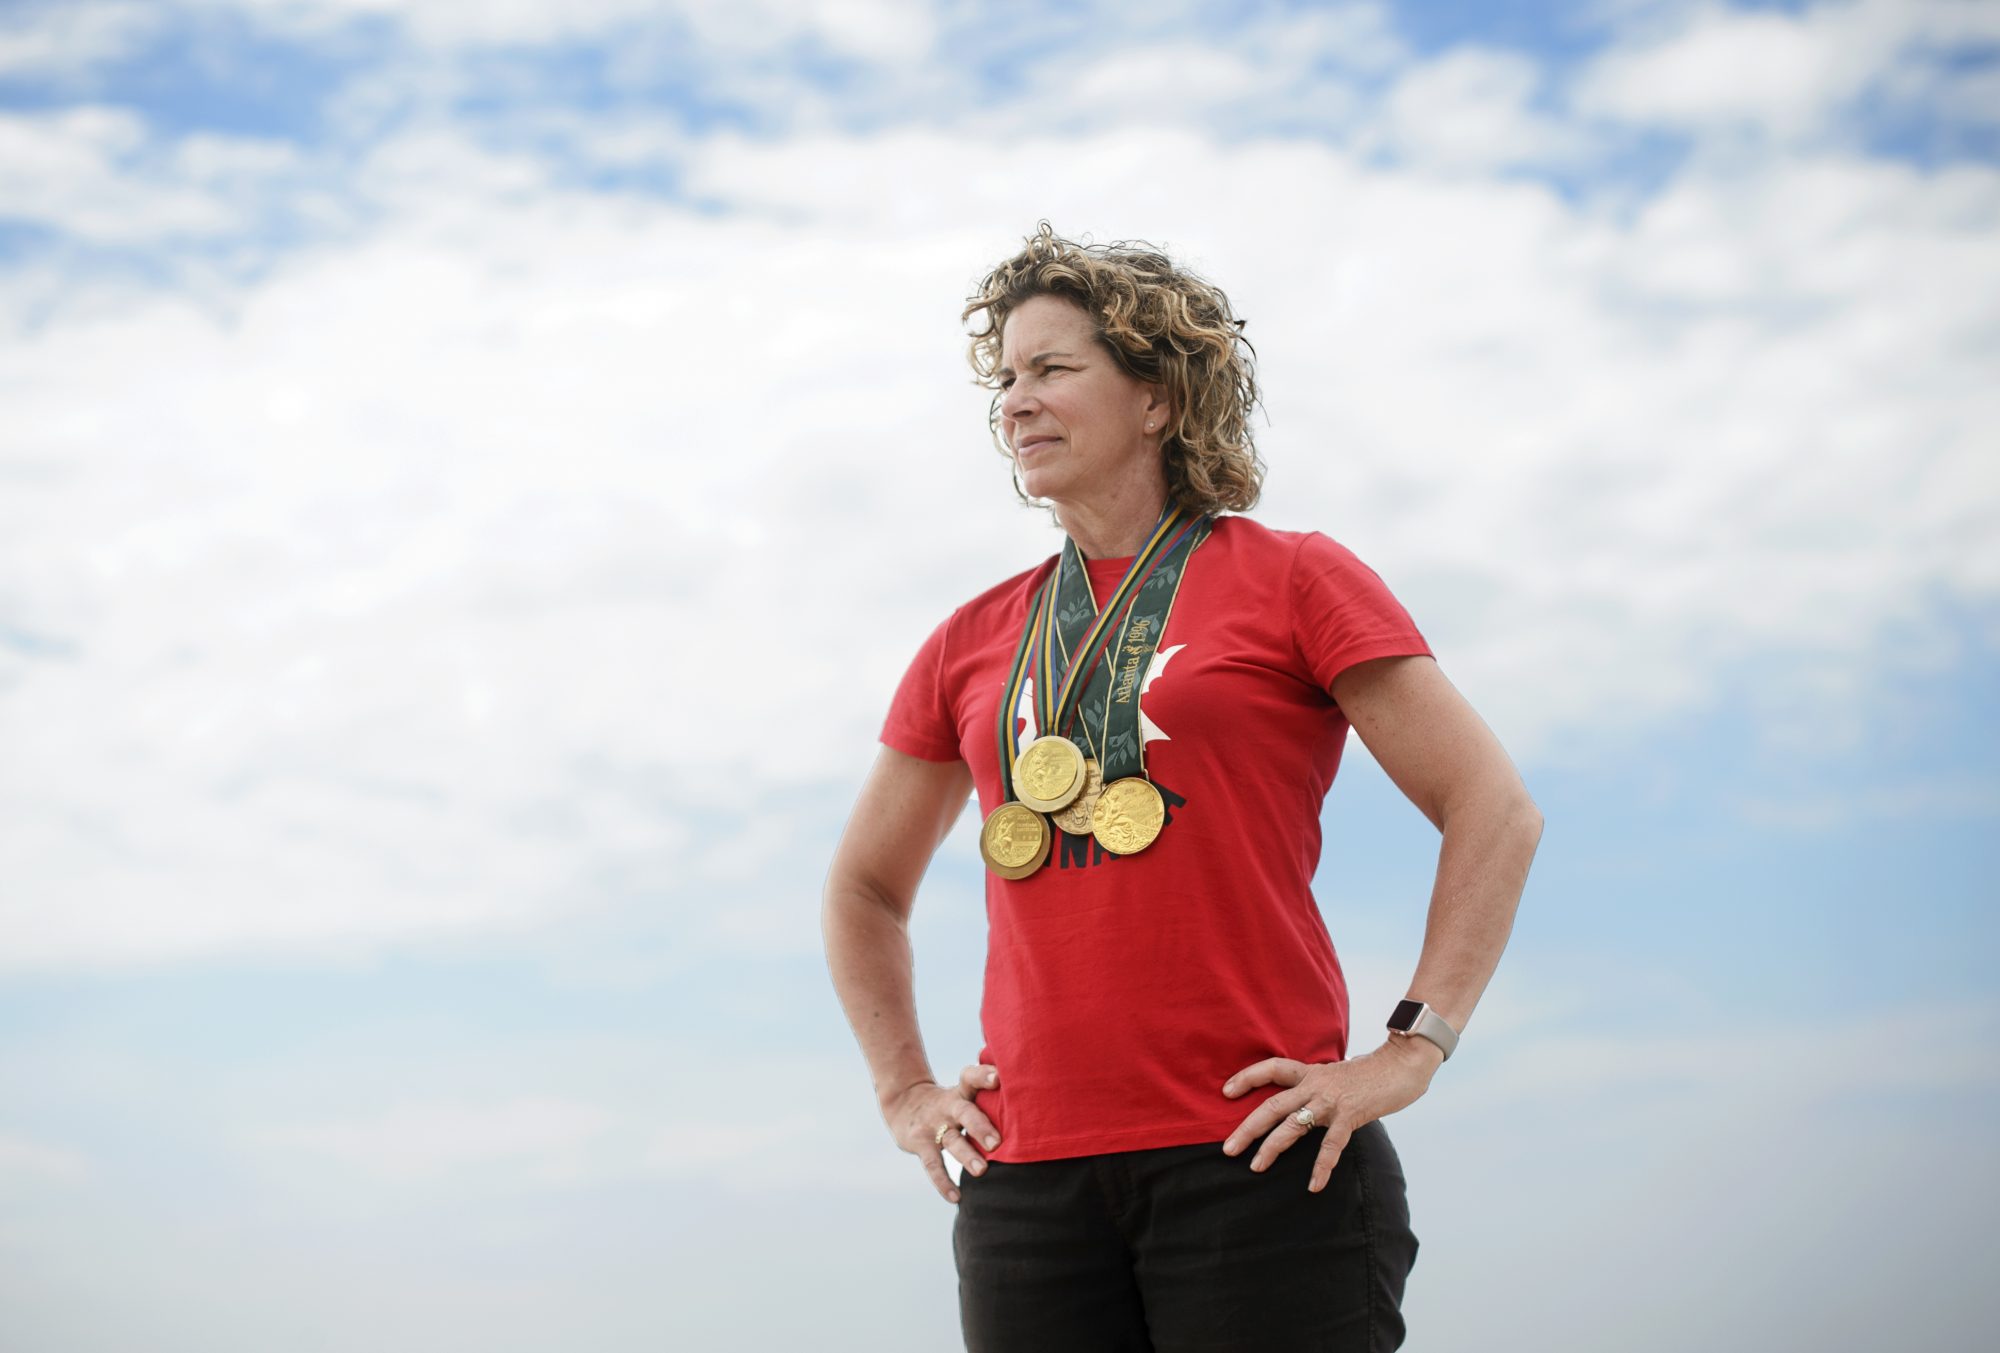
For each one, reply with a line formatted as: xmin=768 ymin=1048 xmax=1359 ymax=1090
xmin=1289 ymin=532 xmax=1432 ymax=696
xmin=879 ymin=612 xmax=965 ymax=763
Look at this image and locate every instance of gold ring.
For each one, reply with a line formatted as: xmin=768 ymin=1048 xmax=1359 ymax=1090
xmin=933 ymin=1124 xmax=959 ymax=1147
xmin=1291 ymin=1107 xmax=1316 ymax=1130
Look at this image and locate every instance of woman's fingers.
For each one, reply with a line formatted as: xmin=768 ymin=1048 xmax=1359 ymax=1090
xmin=1224 ymin=1096 xmax=1320 ymax=1168
xmin=895 ymin=1081 xmax=1000 ymax=1202
xmin=919 ymin=1144 xmax=960 ymax=1203
xmin=953 ymin=1100 xmax=1002 ymax=1153
xmin=1308 ymin=1126 xmax=1353 ymax=1193
xmin=909 ymin=1112 xmax=976 ymax=1203
xmin=1221 ymin=1054 xmax=1423 ymax=1187
xmin=948 ymin=1064 xmax=1002 ymax=1152
xmin=1248 ymin=1096 xmax=1318 ymax=1172
xmin=1223 ymin=1088 xmax=1312 ymax=1162
xmin=940 ymin=1124 xmax=988 ymax=1179
xmin=1221 ymin=1057 xmax=1305 ymax=1098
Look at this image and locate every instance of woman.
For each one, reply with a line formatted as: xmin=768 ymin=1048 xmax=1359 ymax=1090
xmin=822 ymin=225 xmax=1543 ymax=1352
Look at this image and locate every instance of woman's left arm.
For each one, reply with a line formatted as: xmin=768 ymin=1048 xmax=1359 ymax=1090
xmin=1222 ymin=654 xmax=1544 ymax=1190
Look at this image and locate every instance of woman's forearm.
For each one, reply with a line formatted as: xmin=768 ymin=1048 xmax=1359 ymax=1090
xmin=1327 ymin=655 xmax=1540 ymax=1043
xmin=821 ymin=749 xmax=973 ymax=1113
xmin=823 ymin=883 xmax=940 ymax=1113
xmin=1401 ymin=783 xmax=1543 ymax=1036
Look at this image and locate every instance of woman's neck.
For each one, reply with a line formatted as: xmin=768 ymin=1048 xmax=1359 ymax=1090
xmin=1055 ymin=480 xmax=1171 ymax=560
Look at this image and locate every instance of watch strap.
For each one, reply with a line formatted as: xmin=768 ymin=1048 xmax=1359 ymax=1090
xmin=1387 ymin=998 xmax=1459 ymax=1061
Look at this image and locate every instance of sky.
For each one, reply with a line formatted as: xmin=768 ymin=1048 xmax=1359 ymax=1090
xmin=0 ymin=0 xmax=1996 ymax=1348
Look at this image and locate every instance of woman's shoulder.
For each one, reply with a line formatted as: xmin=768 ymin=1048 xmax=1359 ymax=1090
xmin=1208 ymin=514 xmax=1341 ymax=565
xmin=1207 ymin=517 xmax=1403 ymax=607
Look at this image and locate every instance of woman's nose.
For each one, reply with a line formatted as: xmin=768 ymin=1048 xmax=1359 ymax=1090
xmin=1000 ymin=383 xmax=1035 ymax=422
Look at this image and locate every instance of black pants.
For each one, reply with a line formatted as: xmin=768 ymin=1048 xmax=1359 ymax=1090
xmin=953 ymin=1121 xmax=1417 ymax=1353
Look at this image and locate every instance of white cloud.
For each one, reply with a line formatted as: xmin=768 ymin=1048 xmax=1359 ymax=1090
xmin=0 ymin=107 xmax=213 ymax=239
xmin=1572 ymin=0 xmax=2000 ymax=141
xmin=779 ymin=0 xmax=936 ymax=63
xmin=1575 ymin=5 xmax=1874 ymax=135
xmin=0 ymin=2 xmax=158 ymax=79
xmin=676 ymin=123 xmax=2000 ymax=742
xmin=982 ymin=6 xmax=1401 ymax=136
xmin=1259 ymin=2 xmax=1407 ymax=74
xmin=1 ymin=8 xmax=1997 ymax=971
xmin=0 ymin=106 xmax=306 ymax=244
xmin=2 ymin=101 xmax=1996 ymax=970
xmin=1066 ymin=44 xmax=1265 ymax=112
xmin=0 ymin=9 xmax=1991 ymax=1350
xmin=0 ymin=128 xmax=1025 ymax=970
xmin=1373 ymin=45 xmax=1589 ymax=172
xmin=189 ymin=0 xmax=937 ymax=59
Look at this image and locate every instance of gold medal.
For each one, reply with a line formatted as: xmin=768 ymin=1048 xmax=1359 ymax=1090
xmin=1090 ymin=777 xmax=1166 ymax=856
xmin=1013 ymin=735 xmax=1087 ymax=813
xmin=1051 ymin=757 xmax=1104 ymax=835
xmin=980 ymin=802 xmax=1052 ymax=880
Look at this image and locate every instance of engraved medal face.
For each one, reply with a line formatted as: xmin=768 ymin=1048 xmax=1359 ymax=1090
xmin=1090 ymin=777 xmax=1166 ymax=855
xmin=1050 ymin=757 xmax=1105 ymax=835
xmin=980 ymin=803 xmax=1051 ymax=880
xmin=991 ymin=514 xmax=1210 ymax=869
xmin=1014 ymin=735 xmax=1085 ymax=813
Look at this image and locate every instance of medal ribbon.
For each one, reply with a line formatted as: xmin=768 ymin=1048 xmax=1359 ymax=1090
xmin=992 ymin=574 xmax=1055 ymax=802
xmin=995 ymin=508 xmax=1211 ymax=802
xmin=1053 ymin=513 xmax=1212 ymax=781
xmin=1029 ymin=506 xmax=1186 ymax=736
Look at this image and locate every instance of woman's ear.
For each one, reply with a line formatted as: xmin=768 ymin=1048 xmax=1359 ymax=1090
xmin=1144 ymin=383 xmax=1171 ymax=428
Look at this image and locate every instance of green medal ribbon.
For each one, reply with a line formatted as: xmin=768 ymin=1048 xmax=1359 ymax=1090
xmin=995 ymin=508 xmax=1213 ymax=803
xmin=993 ymin=574 xmax=1055 ymax=802
xmin=1032 ymin=507 xmax=1187 ymax=735
xmin=1050 ymin=513 xmax=1211 ymax=782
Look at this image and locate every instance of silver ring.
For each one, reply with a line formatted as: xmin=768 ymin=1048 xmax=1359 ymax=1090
xmin=1291 ymin=1106 xmax=1317 ymax=1130
xmin=933 ymin=1124 xmax=959 ymax=1147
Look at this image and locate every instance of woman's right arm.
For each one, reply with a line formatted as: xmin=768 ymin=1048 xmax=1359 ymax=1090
xmin=822 ymin=745 xmax=1002 ymax=1203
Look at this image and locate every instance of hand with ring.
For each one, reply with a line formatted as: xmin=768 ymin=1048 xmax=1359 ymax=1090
xmin=1218 ymin=1037 xmax=1443 ymax=1192
xmin=882 ymin=1062 xmax=1003 ymax=1204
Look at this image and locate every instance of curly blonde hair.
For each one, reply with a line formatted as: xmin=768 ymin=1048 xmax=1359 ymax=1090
xmin=963 ymin=223 xmax=1263 ymax=516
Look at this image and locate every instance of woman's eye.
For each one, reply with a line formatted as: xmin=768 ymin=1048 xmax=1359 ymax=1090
xmin=1000 ymin=366 xmax=1065 ymax=391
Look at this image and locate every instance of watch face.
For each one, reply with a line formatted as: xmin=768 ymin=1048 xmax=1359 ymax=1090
xmin=1389 ymin=999 xmax=1425 ymax=1031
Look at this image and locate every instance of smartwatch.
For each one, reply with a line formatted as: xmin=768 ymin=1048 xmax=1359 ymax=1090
xmin=1386 ymin=999 xmax=1459 ymax=1061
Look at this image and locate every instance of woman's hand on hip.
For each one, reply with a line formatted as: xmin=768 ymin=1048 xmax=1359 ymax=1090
xmin=883 ymin=1063 xmax=1002 ymax=1204
xmin=1220 ymin=1038 xmax=1442 ymax=1191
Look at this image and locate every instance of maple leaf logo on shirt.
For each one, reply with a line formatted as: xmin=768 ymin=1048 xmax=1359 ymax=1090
xmin=1138 ymin=644 xmax=1183 ymax=745
xmin=1017 ymin=644 xmax=1186 ymax=749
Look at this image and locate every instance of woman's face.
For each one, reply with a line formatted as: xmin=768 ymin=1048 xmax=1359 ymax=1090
xmin=997 ymin=294 xmax=1166 ymax=508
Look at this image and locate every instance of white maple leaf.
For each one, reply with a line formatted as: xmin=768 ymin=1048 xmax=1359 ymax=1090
xmin=1015 ymin=675 xmax=1039 ymax=740
xmin=1139 ymin=644 xmax=1185 ymax=745
xmin=1023 ymin=645 xmax=1188 ymax=751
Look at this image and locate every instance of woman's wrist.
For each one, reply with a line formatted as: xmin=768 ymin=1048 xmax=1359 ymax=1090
xmin=1379 ymin=1030 xmax=1446 ymax=1075
xmin=877 ymin=1074 xmax=939 ymax=1116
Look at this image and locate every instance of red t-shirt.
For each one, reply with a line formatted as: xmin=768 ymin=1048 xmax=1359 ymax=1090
xmin=880 ymin=515 xmax=1431 ymax=1162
